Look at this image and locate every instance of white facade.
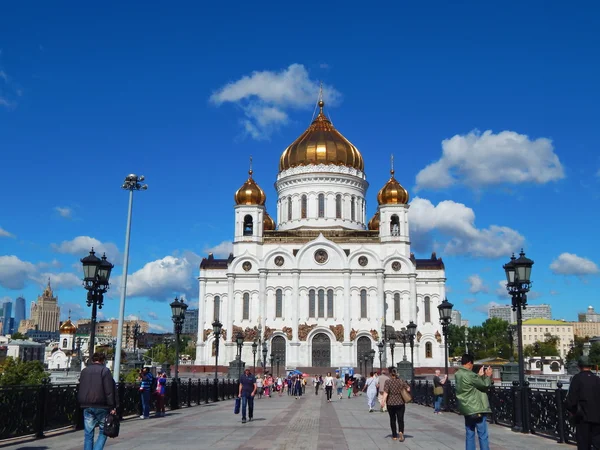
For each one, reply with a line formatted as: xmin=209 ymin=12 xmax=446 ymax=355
xmin=195 ymin=104 xmax=447 ymax=370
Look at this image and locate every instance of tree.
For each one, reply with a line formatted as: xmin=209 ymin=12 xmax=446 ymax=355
xmin=9 ymin=332 xmax=26 ymax=340
xmin=447 ymin=324 xmax=466 ymax=357
xmin=0 ymin=358 xmax=49 ymax=386
xmin=524 ymin=334 xmax=560 ymax=357
xmin=566 ymin=336 xmax=587 ymax=362
xmin=589 ymin=343 xmax=600 ymax=367
xmin=124 ymin=368 xmax=140 ymax=383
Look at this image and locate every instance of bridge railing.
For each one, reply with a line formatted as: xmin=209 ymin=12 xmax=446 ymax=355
xmin=0 ymin=378 xmax=238 ymax=442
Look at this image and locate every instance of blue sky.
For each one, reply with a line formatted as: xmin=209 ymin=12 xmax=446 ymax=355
xmin=1 ymin=2 xmax=599 ymax=333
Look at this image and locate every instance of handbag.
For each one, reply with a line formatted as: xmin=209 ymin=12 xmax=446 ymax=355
xmin=400 ymin=388 xmax=412 ymax=404
xmin=103 ymin=413 xmax=120 ymax=438
xmin=433 ymin=386 xmax=444 ymax=396
xmin=234 ymin=397 xmax=241 ymax=415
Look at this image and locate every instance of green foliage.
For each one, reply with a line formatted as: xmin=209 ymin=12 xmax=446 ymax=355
xmin=147 ymin=337 xmax=196 ymax=365
xmin=566 ymin=336 xmax=587 ymax=362
xmin=9 ymin=332 xmax=26 ymax=340
xmin=446 ymin=318 xmax=513 ymax=360
xmin=588 ymin=343 xmax=600 ymax=367
xmin=523 ymin=334 xmax=560 ymax=357
xmin=0 ymin=357 xmax=49 ymax=386
xmin=124 ymin=368 xmax=140 ymax=383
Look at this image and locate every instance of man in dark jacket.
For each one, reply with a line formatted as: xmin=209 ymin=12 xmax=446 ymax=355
xmin=78 ymin=352 xmax=116 ymax=450
xmin=566 ymin=356 xmax=600 ymax=449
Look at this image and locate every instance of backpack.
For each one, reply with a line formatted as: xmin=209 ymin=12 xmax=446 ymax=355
xmin=103 ymin=413 xmax=120 ymax=438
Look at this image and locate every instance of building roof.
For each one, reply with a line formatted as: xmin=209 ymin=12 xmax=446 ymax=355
xmin=8 ymin=339 xmax=45 ymax=347
xmin=522 ymin=318 xmax=571 ymax=326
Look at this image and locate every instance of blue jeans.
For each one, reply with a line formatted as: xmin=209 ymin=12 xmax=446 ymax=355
xmin=241 ymin=393 xmax=254 ymax=419
xmin=434 ymin=395 xmax=443 ymax=412
xmin=465 ymin=414 xmax=490 ymax=450
xmin=141 ymin=389 xmax=151 ymax=417
xmin=83 ymin=407 xmax=109 ymax=450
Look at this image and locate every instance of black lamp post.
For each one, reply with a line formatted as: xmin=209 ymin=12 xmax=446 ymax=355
xmin=503 ymin=250 xmax=534 ymax=433
xmin=399 ymin=329 xmax=408 ymax=360
xmin=236 ymin=332 xmax=244 ymax=381
xmin=364 ymin=354 xmax=370 ymax=374
xmin=133 ymin=322 xmax=140 ymax=352
xmin=377 ymin=341 xmax=384 ymax=369
xmin=212 ymin=319 xmax=222 ymax=402
xmin=407 ymin=321 xmax=417 ymax=382
xmin=359 ymin=356 xmax=363 ymax=376
xmin=252 ymin=341 xmax=258 ymax=374
xmin=369 ymin=349 xmax=375 ymax=375
xmin=438 ymin=298 xmax=454 ymax=411
xmin=269 ymin=353 xmax=274 ymax=376
xmin=507 ymin=324 xmax=516 ymax=359
xmin=389 ymin=332 xmax=396 ymax=367
xmin=276 ymin=357 xmax=281 ymax=378
xmin=170 ymin=296 xmax=187 ymax=410
xmin=262 ymin=342 xmax=268 ymax=374
xmin=81 ymin=249 xmax=114 ymax=361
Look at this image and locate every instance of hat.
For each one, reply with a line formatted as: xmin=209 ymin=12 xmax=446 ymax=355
xmin=578 ymin=356 xmax=593 ymax=368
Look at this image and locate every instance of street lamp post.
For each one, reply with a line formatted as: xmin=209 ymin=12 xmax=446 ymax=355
xmin=438 ymin=298 xmax=454 ymax=412
xmin=236 ymin=332 xmax=244 ymax=381
xmin=389 ymin=332 xmax=396 ymax=367
xmin=133 ymin=322 xmax=140 ymax=352
xmin=503 ymin=250 xmax=534 ymax=433
xmin=377 ymin=341 xmax=384 ymax=369
xmin=364 ymin=355 xmax=370 ymax=374
xmin=170 ymin=296 xmax=188 ymax=410
xmin=262 ymin=342 xmax=268 ymax=374
xmin=276 ymin=357 xmax=281 ymax=378
xmin=114 ymin=174 xmax=147 ymax=382
xmin=507 ymin=325 xmax=516 ymax=359
xmin=251 ymin=341 xmax=258 ymax=374
xmin=359 ymin=357 xmax=363 ymax=376
xmin=399 ymin=329 xmax=408 ymax=360
xmin=407 ymin=321 xmax=417 ymax=382
xmin=369 ymin=349 xmax=375 ymax=375
xmin=269 ymin=353 xmax=274 ymax=376
xmin=212 ymin=319 xmax=223 ymax=402
xmin=81 ymin=249 xmax=114 ymax=362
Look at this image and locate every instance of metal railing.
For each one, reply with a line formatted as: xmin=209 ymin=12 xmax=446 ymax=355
xmin=0 ymin=378 xmax=238 ymax=442
xmin=410 ymin=380 xmax=575 ymax=445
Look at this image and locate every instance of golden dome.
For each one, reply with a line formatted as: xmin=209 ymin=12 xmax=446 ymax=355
xmin=263 ymin=212 xmax=275 ymax=231
xmin=377 ymin=169 xmax=409 ymax=205
xmin=234 ymin=169 xmax=266 ymax=206
xmin=60 ymin=319 xmax=77 ymax=335
xmin=279 ymin=100 xmax=364 ymax=172
xmin=368 ymin=211 xmax=380 ymax=230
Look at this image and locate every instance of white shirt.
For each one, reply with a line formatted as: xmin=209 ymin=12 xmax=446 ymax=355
xmin=324 ymin=376 xmax=334 ymax=387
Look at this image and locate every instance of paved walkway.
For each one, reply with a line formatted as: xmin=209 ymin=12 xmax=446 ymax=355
xmin=1 ymin=390 xmax=570 ymax=450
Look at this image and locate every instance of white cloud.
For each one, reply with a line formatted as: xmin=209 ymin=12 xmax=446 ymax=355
xmin=463 ymin=298 xmax=478 ymax=305
xmin=0 ymin=255 xmax=37 ymax=289
xmin=467 ymin=274 xmax=488 ymax=294
xmin=52 ymin=236 xmax=120 ymax=259
xmin=38 ymin=272 xmax=81 ymax=290
xmin=210 ymin=64 xmax=341 ymax=140
xmin=415 ymin=130 xmax=565 ymax=191
xmin=60 ymin=302 xmax=87 ymax=321
xmin=474 ymin=301 xmax=502 ymax=314
xmin=409 ymin=197 xmax=525 ymax=258
xmin=549 ymin=290 xmax=559 ymax=296
xmin=37 ymin=259 xmax=62 ymax=270
xmin=54 ymin=206 xmax=74 ymax=219
xmin=495 ymin=280 xmax=508 ymax=297
xmin=147 ymin=312 xmax=159 ymax=320
xmin=125 ymin=314 xmax=140 ymax=321
xmin=550 ymin=253 xmax=599 ymax=276
xmin=148 ymin=322 xmax=170 ymax=333
xmin=203 ymin=241 xmax=233 ymax=258
xmin=0 ymin=227 xmax=14 ymax=238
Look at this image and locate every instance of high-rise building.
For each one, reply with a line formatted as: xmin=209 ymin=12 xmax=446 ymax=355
xmin=14 ymin=297 xmax=25 ymax=334
xmin=29 ymin=281 xmax=60 ymax=332
xmin=2 ymin=301 xmax=12 ymax=335
xmin=488 ymin=304 xmax=552 ymax=323
xmin=182 ymin=309 xmax=198 ymax=335
xmin=451 ymin=310 xmax=462 ymax=328
xmin=578 ymin=306 xmax=600 ymax=323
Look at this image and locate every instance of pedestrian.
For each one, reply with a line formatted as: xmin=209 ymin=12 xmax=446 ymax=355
xmin=155 ymin=371 xmax=167 ymax=417
xmin=314 ymin=374 xmax=320 ymax=395
xmin=381 ymin=368 xmax=410 ymax=442
xmin=566 ymin=355 xmax=600 ymax=449
xmin=324 ymin=372 xmax=334 ymax=402
xmin=365 ymin=372 xmax=378 ymax=412
xmin=433 ymin=369 xmax=447 ymax=414
xmin=335 ymin=374 xmax=344 ymax=399
xmin=377 ymin=369 xmax=389 ymax=412
xmin=294 ymin=375 xmax=303 ymax=399
xmin=256 ymin=374 xmax=264 ymax=398
xmin=455 ymin=354 xmax=493 ymax=450
xmin=238 ymin=368 xmax=257 ymax=424
xmin=138 ymin=367 xmax=153 ymax=419
xmin=77 ymin=352 xmax=117 ymax=450
xmin=346 ymin=377 xmax=353 ymax=398
xmin=287 ymin=376 xmax=293 ymax=396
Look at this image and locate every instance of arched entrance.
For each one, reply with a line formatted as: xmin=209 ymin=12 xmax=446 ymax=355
xmin=271 ymin=336 xmax=286 ymax=371
xmin=311 ymin=333 xmax=331 ymax=367
xmin=357 ymin=336 xmax=371 ymax=372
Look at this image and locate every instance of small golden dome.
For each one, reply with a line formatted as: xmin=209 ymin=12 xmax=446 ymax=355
xmin=377 ymin=169 xmax=409 ymax=205
xmin=279 ymin=100 xmax=364 ymax=172
xmin=60 ymin=319 xmax=77 ymax=335
xmin=368 ymin=211 xmax=380 ymax=230
xmin=234 ymin=169 xmax=266 ymax=206
xmin=263 ymin=212 xmax=276 ymax=231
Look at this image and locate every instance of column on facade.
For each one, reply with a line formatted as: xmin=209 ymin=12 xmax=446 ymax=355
xmin=409 ymin=275 xmax=418 ymax=366
xmin=343 ymin=269 xmax=351 ymax=341
xmin=376 ymin=270 xmax=385 ymax=327
xmin=226 ymin=275 xmax=235 ymax=342
xmin=259 ymin=270 xmax=267 ymax=332
xmin=197 ymin=278 xmax=207 ymax=343
xmin=292 ymin=269 xmax=300 ymax=341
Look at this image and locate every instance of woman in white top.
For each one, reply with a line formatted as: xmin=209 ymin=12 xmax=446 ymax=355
xmin=256 ymin=376 xmax=264 ymax=398
xmin=324 ymin=372 xmax=335 ymax=402
xmin=365 ymin=372 xmax=379 ymax=412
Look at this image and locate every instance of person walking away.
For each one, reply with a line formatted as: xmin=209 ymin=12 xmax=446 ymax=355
xmin=78 ymin=352 xmax=117 ymax=450
xmin=238 ymin=368 xmax=257 ymax=423
xmin=455 ymin=354 xmax=493 ymax=450
xmin=377 ymin=369 xmax=390 ymax=412
xmin=381 ymin=368 xmax=410 ymax=442
xmin=155 ymin=372 xmax=167 ymax=417
xmin=566 ymin=356 xmax=600 ymax=449
xmin=138 ymin=367 xmax=153 ymax=419
xmin=365 ymin=372 xmax=378 ymax=412
xmin=335 ymin=374 xmax=344 ymax=399
xmin=324 ymin=372 xmax=334 ymax=402
xmin=433 ymin=369 xmax=447 ymax=414
xmin=314 ymin=374 xmax=320 ymax=395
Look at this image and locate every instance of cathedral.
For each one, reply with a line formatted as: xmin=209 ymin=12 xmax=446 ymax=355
xmin=195 ymin=98 xmax=447 ymax=370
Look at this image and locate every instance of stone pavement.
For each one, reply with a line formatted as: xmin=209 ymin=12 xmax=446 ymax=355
xmin=1 ymin=389 xmax=571 ymax=450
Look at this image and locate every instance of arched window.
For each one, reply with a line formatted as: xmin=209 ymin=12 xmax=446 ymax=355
xmin=424 ymin=296 xmax=431 ymax=323
xmin=425 ymin=342 xmax=433 ymax=358
xmin=243 ymin=215 xmax=253 ymax=236
xmin=335 ymin=195 xmax=342 ymax=218
xmin=360 ymin=289 xmax=367 ymax=318
xmin=62 ymin=338 xmax=68 ymax=348
xmin=243 ymin=293 xmax=250 ymax=320
xmin=351 ymin=196 xmax=356 ymax=221
xmin=275 ymin=289 xmax=283 ymax=318
xmin=318 ymin=289 xmax=325 ymax=318
xmin=318 ymin=194 xmax=325 ymax=218
xmin=213 ymin=296 xmax=220 ymax=321
xmin=327 ymin=289 xmax=334 ymax=318
xmin=309 ymin=289 xmax=316 ymax=318
xmin=301 ymin=195 xmax=307 ymax=219
xmin=394 ymin=293 xmax=401 ymax=321
xmin=287 ymin=197 xmax=292 ymax=221
xmin=391 ymin=215 xmax=400 ymax=236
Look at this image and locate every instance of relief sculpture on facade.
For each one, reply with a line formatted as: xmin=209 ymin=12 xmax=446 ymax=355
xmin=329 ymin=324 xmax=344 ymax=342
xmin=231 ymin=325 xmax=243 ymax=341
xmin=203 ymin=329 xmax=212 ymax=341
xmin=244 ymin=327 xmax=259 ymax=342
xmin=435 ymin=330 xmax=442 ymax=343
xmin=264 ymin=326 xmax=274 ymax=340
xmin=416 ymin=331 xmax=422 ymax=343
xmin=370 ymin=329 xmax=379 ymax=341
xmin=298 ymin=323 xmax=316 ymax=341
xmin=349 ymin=328 xmax=357 ymax=341
xmin=282 ymin=326 xmax=293 ymax=340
